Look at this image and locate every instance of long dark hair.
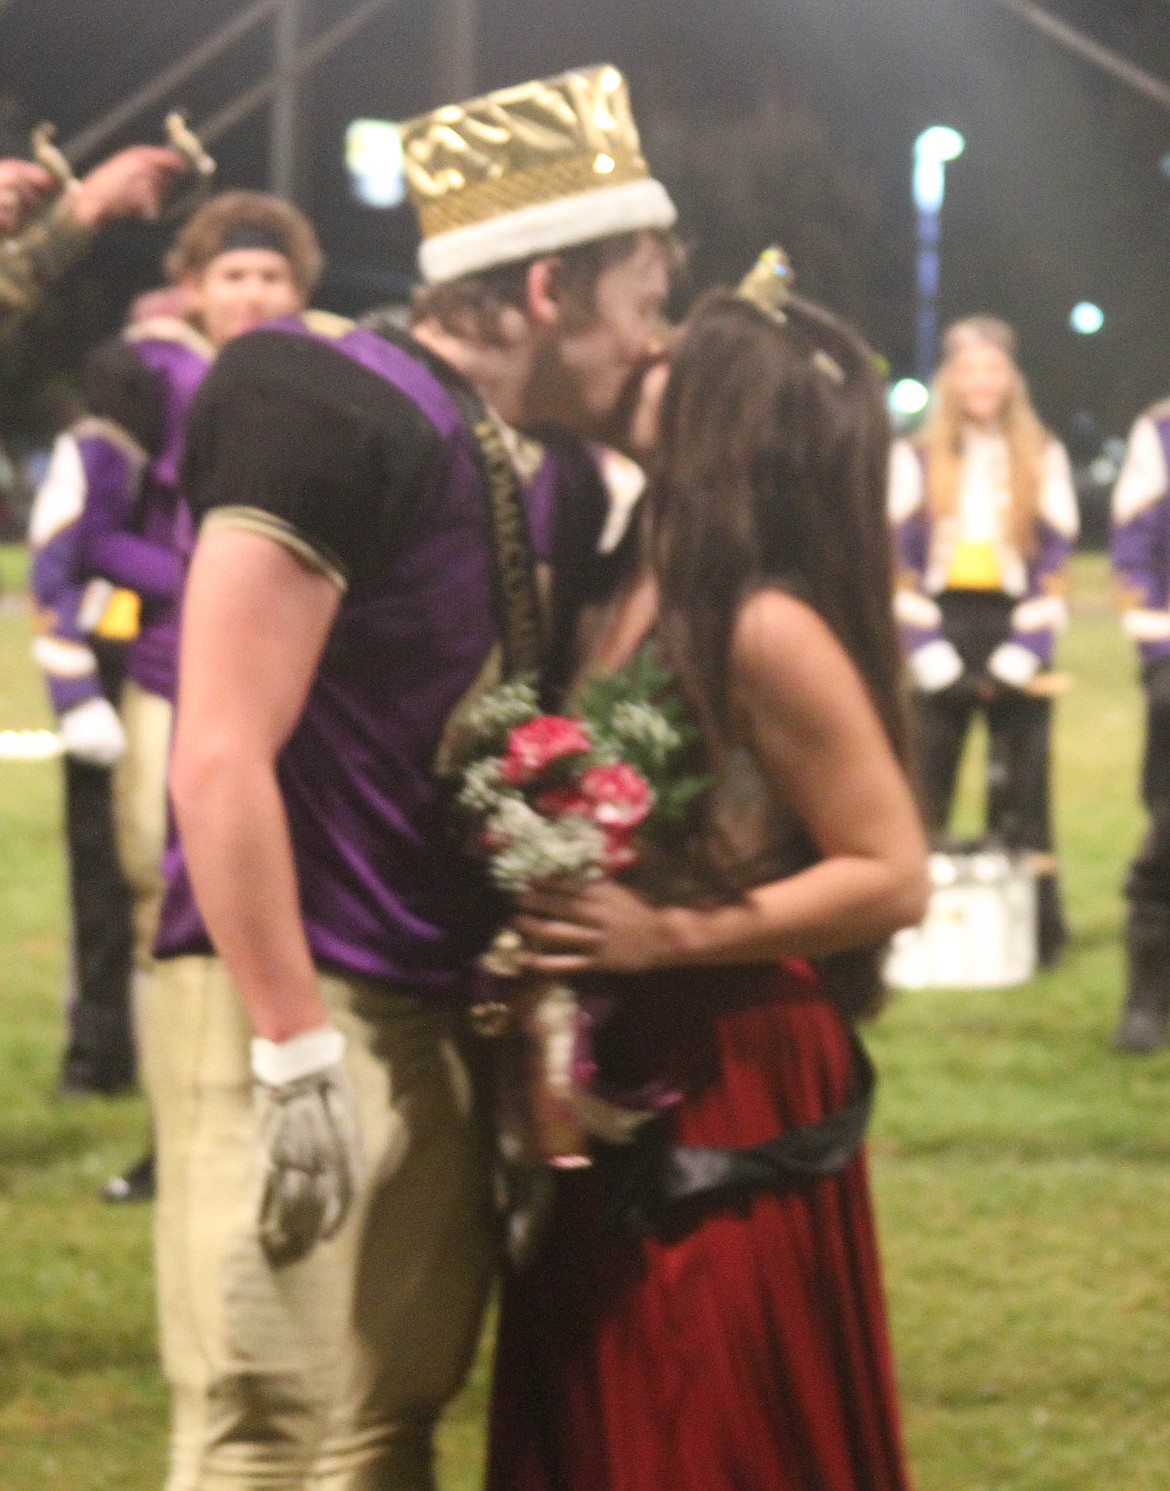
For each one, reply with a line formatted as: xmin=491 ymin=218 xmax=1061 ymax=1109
xmin=647 ymin=291 xmax=908 ymax=1019
xmin=649 ymin=289 xmax=906 ymax=766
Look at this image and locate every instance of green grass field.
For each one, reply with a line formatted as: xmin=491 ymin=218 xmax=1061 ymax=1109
xmin=1 ymin=545 xmax=1167 ymax=1491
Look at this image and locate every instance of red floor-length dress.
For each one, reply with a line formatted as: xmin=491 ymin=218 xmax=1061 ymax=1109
xmin=487 ymin=957 xmax=912 ymax=1491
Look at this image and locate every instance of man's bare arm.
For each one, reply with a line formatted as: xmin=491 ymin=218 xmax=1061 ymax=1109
xmin=170 ymin=526 xmax=341 ymax=1040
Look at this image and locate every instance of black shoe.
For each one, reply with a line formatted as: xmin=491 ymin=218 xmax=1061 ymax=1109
xmin=101 ymin=1151 xmax=155 ymax=1203
xmin=56 ymin=1073 xmax=135 ymax=1099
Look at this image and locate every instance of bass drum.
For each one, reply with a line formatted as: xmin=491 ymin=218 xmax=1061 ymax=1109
xmin=884 ymin=842 xmax=1037 ymax=990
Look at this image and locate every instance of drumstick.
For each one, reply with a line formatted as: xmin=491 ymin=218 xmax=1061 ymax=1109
xmin=30 ymin=123 xmax=76 ymax=189
xmin=164 ymin=113 xmax=216 ymax=178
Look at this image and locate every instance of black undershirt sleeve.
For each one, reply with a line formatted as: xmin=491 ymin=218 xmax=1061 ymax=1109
xmin=182 ymin=328 xmax=444 ymax=591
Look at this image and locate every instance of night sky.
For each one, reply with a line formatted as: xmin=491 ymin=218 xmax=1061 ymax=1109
xmin=3 ymin=0 xmax=1170 ymax=447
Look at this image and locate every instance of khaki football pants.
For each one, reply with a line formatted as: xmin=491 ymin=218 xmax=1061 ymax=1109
xmin=141 ymin=957 xmax=496 ymax=1491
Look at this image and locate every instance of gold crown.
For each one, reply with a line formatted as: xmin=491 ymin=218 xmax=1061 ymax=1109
xmin=736 ymin=247 xmax=794 ymax=323
xmin=736 ymin=247 xmax=848 ymax=385
xmin=399 ymin=66 xmax=676 ymax=283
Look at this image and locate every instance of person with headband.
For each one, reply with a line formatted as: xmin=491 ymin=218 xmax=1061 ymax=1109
xmin=28 ymin=192 xmax=317 ymax=1191
xmin=888 ymin=316 xmax=1079 ymax=967
xmin=1109 ymin=395 xmax=1170 ymax=1052
xmin=487 ymin=254 xmax=926 ymax=1491
xmin=147 ymin=66 xmax=677 ymax=1489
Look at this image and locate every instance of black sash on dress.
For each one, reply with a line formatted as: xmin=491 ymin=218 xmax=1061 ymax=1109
xmin=601 ymin=1029 xmax=876 ymax=1238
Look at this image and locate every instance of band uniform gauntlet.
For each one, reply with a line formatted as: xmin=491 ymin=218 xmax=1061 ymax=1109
xmin=58 ymin=696 xmax=126 ymax=767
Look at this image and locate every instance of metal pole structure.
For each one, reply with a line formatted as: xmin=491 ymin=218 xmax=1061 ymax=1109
xmin=433 ymin=0 xmax=478 ymax=105
xmin=270 ymin=0 xmax=312 ymax=202
xmin=990 ymin=0 xmax=1170 ymax=115
xmin=60 ymin=0 xmax=280 ymax=166
xmin=197 ymin=0 xmax=395 ymax=151
xmin=915 ymin=204 xmax=941 ymax=385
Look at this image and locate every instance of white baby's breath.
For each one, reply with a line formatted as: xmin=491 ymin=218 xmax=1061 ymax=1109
xmin=464 ymin=679 xmax=540 ymax=744
xmin=485 ymin=797 xmax=606 ymax=891
xmin=595 ymin=700 xmax=681 ymax=768
xmin=457 ymin=757 xmax=508 ymax=814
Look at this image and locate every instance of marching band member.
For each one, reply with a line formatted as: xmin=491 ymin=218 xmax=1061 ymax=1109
xmin=889 ymin=316 xmax=1079 ymax=966
xmin=1110 ymin=399 xmax=1170 ymax=1051
xmin=75 ymin=192 xmax=319 ymax=977
xmin=32 ymin=192 xmax=318 ymax=1197
xmin=28 ymin=452 xmax=136 ymax=1097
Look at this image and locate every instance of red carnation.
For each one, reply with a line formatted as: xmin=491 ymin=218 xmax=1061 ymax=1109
xmin=534 ymin=785 xmax=595 ymax=819
xmin=601 ymin=827 xmax=640 ymax=873
xmin=580 ymin=763 xmax=654 ymax=828
xmin=500 ymin=715 xmax=592 ymax=785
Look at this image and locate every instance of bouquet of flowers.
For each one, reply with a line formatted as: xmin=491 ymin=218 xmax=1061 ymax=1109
xmin=456 ymin=650 xmax=707 ymax=1165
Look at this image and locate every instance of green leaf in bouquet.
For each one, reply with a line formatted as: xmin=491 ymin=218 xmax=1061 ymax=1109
xmin=572 ymin=644 xmax=710 ymax=832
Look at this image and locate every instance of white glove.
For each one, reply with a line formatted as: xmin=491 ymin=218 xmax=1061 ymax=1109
xmin=987 ymin=641 xmax=1041 ymax=691
xmin=909 ymin=638 xmax=965 ymax=694
xmin=251 ymin=1026 xmax=363 ymax=1265
xmin=59 ymin=697 xmax=126 ymax=766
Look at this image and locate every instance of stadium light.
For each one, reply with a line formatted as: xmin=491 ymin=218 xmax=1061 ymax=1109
xmin=913 ymin=126 xmax=966 ymax=382
xmin=890 ymin=378 xmax=931 ymax=419
xmin=1070 ymin=302 xmax=1105 ymax=335
xmin=913 ymin=126 xmax=966 ymax=213
xmin=345 ymin=119 xmax=406 ymax=208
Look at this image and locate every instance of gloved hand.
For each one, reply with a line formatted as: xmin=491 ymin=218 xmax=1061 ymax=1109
xmin=909 ymin=638 xmax=965 ymax=694
xmin=251 ymin=1026 xmax=363 ymax=1265
xmin=986 ymin=641 xmax=1041 ymax=693
xmin=59 ymin=696 xmax=126 ymax=766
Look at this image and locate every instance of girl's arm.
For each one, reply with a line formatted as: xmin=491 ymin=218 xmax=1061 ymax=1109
xmin=515 ymin=589 xmax=929 ymax=975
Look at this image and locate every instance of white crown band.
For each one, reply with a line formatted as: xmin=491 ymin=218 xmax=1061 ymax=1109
xmin=418 ymin=178 xmax=677 ymax=284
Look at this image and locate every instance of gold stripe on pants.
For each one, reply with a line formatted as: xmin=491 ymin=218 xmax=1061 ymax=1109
xmin=141 ymin=957 xmax=496 ymax=1491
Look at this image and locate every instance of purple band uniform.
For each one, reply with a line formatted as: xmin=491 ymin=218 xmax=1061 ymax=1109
xmin=29 ymin=319 xmax=211 ymax=711
xmin=95 ymin=322 xmax=209 ymax=699
xmin=889 ymin=437 xmax=1078 ymax=678
xmin=1111 ymin=405 xmax=1170 ymax=668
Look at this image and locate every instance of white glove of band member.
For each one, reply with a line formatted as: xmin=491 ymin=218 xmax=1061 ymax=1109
xmin=987 ymin=641 xmax=1041 ymax=691
xmin=251 ymin=1025 xmax=363 ymax=1264
xmin=909 ymin=638 xmax=965 ymax=694
xmin=58 ymin=697 xmax=126 ymax=766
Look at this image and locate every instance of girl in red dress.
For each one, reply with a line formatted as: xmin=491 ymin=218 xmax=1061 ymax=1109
xmin=488 ymin=270 xmax=928 ymax=1491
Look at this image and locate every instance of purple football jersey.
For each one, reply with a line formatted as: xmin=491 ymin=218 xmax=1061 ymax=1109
xmin=155 ymin=317 xmax=600 ymax=997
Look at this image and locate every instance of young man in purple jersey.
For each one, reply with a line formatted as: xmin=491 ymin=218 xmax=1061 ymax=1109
xmin=147 ymin=66 xmax=677 ymax=1489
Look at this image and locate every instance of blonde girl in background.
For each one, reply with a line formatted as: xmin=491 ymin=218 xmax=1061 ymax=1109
xmin=888 ymin=316 xmax=1079 ymax=966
